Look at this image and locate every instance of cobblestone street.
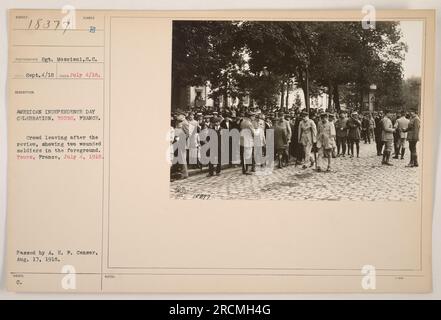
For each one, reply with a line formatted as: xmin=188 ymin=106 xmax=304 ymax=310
xmin=170 ymin=143 xmax=420 ymax=201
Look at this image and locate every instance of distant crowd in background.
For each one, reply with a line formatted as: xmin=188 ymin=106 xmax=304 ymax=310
xmin=170 ymin=105 xmax=421 ymax=180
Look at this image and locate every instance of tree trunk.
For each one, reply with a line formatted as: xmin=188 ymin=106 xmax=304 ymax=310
xmin=223 ymin=92 xmax=229 ymax=109
xmin=213 ymin=95 xmax=219 ymax=110
xmin=280 ymin=81 xmax=285 ymax=109
xmin=285 ymin=86 xmax=290 ymax=111
xmin=333 ymin=84 xmax=341 ymax=113
xmin=327 ymin=81 xmax=333 ymax=112
xmin=305 ymin=68 xmax=310 ymax=114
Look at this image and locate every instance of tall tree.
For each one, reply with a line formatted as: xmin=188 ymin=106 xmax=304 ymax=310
xmin=401 ymin=77 xmax=421 ymax=111
xmin=171 ymin=20 xmax=407 ymax=113
xmin=171 ymin=21 xmax=243 ymax=109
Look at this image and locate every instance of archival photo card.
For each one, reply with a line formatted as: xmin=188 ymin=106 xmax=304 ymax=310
xmin=6 ymin=9 xmax=435 ymax=293
xmin=170 ymin=20 xmax=424 ymax=202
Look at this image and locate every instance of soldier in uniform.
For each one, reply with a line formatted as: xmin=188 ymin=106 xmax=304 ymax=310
xmin=240 ymin=111 xmax=256 ymax=174
xmin=207 ymin=117 xmax=223 ymax=176
xmin=402 ymin=109 xmax=421 ymax=167
xmin=298 ymin=110 xmax=317 ymax=169
xmin=374 ymin=112 xmax=384 ymax=156
xmin=393 ymin=110 xmax=410 ymax=160
xmin=273 ymin=112 xmax=291 ymax=168
xmin=381 ymin=110 xmax=396 ymax=166
xmin=316 ymin=113 xmax=336 ymax=172
xmin=346 ymin=111 xmax=361 ymax=158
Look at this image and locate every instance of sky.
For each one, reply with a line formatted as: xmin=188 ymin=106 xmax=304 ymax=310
xmin=399 ymin=20 xmax=423 ymax=79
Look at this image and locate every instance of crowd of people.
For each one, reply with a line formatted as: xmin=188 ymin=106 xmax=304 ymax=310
xmin=170 ymin=106 xmax=421 ymax=180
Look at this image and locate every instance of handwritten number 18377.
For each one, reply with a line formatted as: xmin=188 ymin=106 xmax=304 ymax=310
xmin=27 ymin=19 xmax=71 ymax=34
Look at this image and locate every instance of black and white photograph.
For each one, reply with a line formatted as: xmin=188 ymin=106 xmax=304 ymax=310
xmin=170 ymin=20 xmax=423 ymax=201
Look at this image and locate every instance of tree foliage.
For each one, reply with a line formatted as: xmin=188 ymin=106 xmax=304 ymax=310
xmin=171 ymin=20 xmax=408 ymax=111
xmin=401 ymin=77 xmax=421 ymax=111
